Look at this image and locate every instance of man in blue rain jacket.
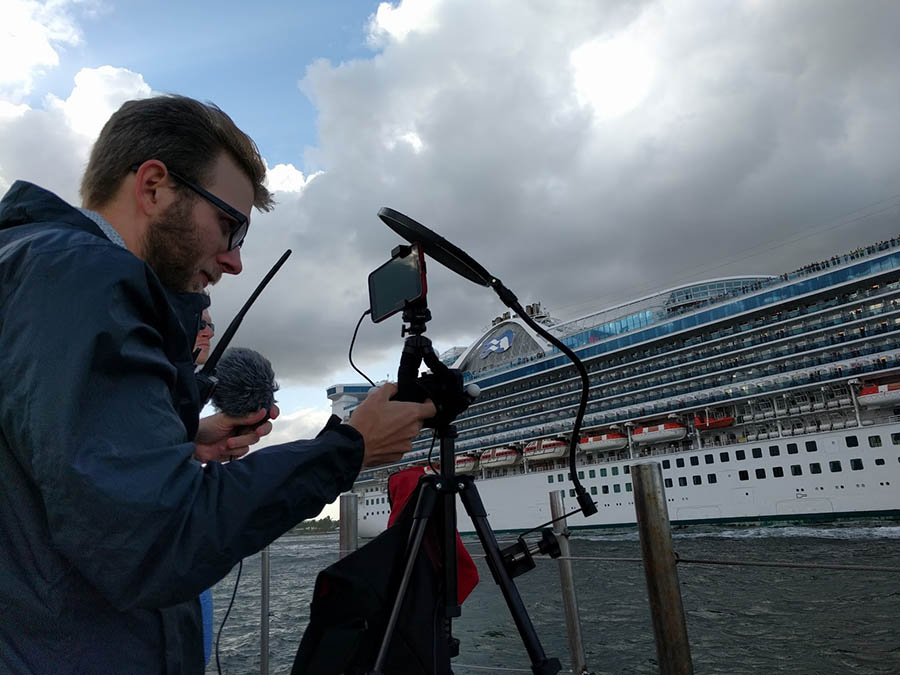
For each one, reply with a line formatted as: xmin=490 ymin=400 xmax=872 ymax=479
xmin=0 ymin=95 xmax=434 ymax=674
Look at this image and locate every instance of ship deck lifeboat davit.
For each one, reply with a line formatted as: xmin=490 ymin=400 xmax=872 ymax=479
xmin=480 ymin=446 xmax=520 ymax=468
xmin=858 ymin=383 xmax=900 ymax=408
xmin=632 ymin=422 xmax=687 ymax=445
xmin=579 ymin=432 xmax=628 ymax=452
xmin=523 ymin=438 xmax=568 ymax=461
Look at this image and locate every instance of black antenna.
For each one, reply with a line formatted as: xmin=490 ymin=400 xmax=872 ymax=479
xmin=199 ymin=249 xmax=292 ymax=377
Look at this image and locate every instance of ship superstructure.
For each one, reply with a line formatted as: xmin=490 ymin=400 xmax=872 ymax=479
xmin=337 ymin=240 xmax=900 ymax=536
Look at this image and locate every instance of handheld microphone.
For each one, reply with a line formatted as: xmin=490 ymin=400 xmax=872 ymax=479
xmin=211 ymin=347 xmax=279 ymax=418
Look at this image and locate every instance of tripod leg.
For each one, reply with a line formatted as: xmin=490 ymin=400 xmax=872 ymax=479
xmin=371 ymin=480 xmax=439 ymax=674
xmin=458 ymin=477 xmax=561 ymax=675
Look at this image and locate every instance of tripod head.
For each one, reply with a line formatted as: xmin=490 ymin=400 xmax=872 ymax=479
xmin=394 ymin=297 xmax=479 ymax=431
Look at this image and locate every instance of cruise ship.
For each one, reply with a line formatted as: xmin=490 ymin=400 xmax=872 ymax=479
xmin=329 ymin=239 xmax=900 ymax=537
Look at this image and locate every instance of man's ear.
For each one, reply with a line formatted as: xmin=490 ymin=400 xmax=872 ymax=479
xmin=132 ymin=160 xmax=172 ymax=218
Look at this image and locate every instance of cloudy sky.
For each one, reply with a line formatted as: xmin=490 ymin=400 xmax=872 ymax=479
xmin=4 ymin=0 xmax=900 ymax=456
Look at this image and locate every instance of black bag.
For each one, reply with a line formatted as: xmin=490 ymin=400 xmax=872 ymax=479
xmin=291 ymin=483 xmax=451 ymax=675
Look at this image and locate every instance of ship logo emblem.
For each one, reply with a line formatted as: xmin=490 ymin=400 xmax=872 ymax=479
xmin=481 ymin=330 xmax=515 ymax=358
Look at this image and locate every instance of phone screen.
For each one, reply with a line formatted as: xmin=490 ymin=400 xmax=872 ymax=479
xmin=368 ymin=244 xmax=426 ymax=322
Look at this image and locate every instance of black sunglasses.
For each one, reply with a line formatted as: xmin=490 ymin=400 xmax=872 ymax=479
xmin=131 ymin=163 xmax=249 ymax=250
xmin=199 ymin=318 xmax=215 ymax=332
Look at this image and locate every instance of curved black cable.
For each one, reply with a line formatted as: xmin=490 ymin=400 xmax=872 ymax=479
xmin=426 ymin=430 xmax=438 ymax=473
xmin=215 ymin=559 xmax=243 ymax=675
xmin=349 ymin=309 xmax=376 ymax=387
xmin=490 ymin=282 xmax=596 ymax=517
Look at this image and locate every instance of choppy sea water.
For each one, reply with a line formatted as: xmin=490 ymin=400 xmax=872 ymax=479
xmin=207 ymin=522 xmax=900 ymax=674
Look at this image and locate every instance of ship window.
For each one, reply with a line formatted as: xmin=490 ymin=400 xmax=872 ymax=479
xmin=570 ymin=489 xmax=576 ymax=497
xmin=806 ymin=440 xmax=818 ymax=452
xmin=773 ymin=466 xmax=784 ymax=478
xmin=708 ymin=473 xmax=717 ymax=484
xmin=548 ymin=475 xmax=554 ymax=484
xmin=560 ymin=490 xmax=566 ymax=496
xmin=689 ymin=456 xmax=699 ymax=466
xmin=678 ymin=477 xmax=687 ymax=486
xmin=705 ymin=454 xmax=714 ymax=464
xmin=736 ymin=450 xmax=746 ymax=460
xmin=752 ymin=448 xmax=763 ymax=459
xmin=692 ymin=475 xmax=702 ymax=485
xmin=624 ymin=465 xmax=630 ymax=474
xmin=676 ymin=458 xmax=685 ymax=468
xmin=590 ymin=486 xmax=598 ymax=495
xmin=664 ymin=478 xmax=673 ymax=488
xmin=769 ymin=446 xmax=780 ymax=457
xmin=868 ymin=435 xmax=883 ymax=448
xmin=558 ymin=473 xmax=564 ymax=482
xmin=875 ymin=458 xmax=885 ymax=466
xmin=613 ymin=484 xmax=621 ymax=493
xmin=850 ymin=458 xmax=863 ymax=470
xmin=809 ymin=463 xmax=821 ymax=474
xmin=600 ymin=469 xmax=607 ymax=477
xmin=662 ymin=460 xmax=671 ymax=469
xmin=719 ymin=451 xmax=730 ymax=462
xmin=787 ymin=443 xmax=798 ymax=454
xmin=577 ymin=471 xmax=585 ymax=479
xmin=589 ymin=469 xmax=596 ymax=478
xmin=845 ymin=435 xmax=859 ymax=448
xmin=626 ymin=483 xmax=633 ymax=492
xmin=892 ymin=433 xmax=900 ymax=445
xmin=829 ymin=460 xmax=843 ymax=472
xmin=602 ymin=485 xmax=609 ymax=494
xmin=739 ymin=470 xmax=749 ymax=481
xmin=612 ymin=467 xmax=619 ymax=476
xmin=755 ymin=468 xmax=766 ymax=479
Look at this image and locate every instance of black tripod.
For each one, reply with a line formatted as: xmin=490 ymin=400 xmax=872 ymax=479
xmin=369 ymin=300 xmax=561 ymax=675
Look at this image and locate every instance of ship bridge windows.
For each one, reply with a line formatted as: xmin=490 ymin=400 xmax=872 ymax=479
xmin=736 ymin=450 xmax=746 ymax=460
xmin=752 ymin=448 xmax=763 ymax=459
xmin=769 ymin=446 xmax=780 ymax=456
xmin=676 ymin=458 xmax=685 ymax=468
xmin=846 ymin=435 xmax=859 ymax=448
xmin=690 ymin=456 xmax=699 ymax=466
xmin=806 ymin=441 xmax=818 ymax=452
xmin=892 ymin=433 xmax=900 ymax=445
xmin=869 ymin=435 xmax=883 ymax=448
xmin=719 ymin=451 xmax=730 ymax=462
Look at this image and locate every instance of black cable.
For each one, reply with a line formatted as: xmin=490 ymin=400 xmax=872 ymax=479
xmin=215 ymin=559 xmax=243 ymax=675
xmin=349 ymin=309 xmax=376 ymax=387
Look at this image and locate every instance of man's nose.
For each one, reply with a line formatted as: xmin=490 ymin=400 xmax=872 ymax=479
xmin=218 ymin=246 xmax=243 ymax=276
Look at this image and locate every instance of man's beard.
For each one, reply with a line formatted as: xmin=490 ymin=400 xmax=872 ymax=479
xmin=143 ymin=197 xmax=204 ymax=292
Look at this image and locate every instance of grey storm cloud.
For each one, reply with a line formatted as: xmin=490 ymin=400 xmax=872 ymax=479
xmin=3 ymin=0 xmax=900 ymax=392
xmin=218 ymin=0 xmax=900 ymax=387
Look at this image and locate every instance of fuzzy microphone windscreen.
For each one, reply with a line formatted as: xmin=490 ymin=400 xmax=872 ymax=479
xmin=210 ymin=347 xmax=279 ymax=417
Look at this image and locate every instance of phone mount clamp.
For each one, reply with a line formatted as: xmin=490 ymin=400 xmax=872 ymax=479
xmin=369 ymin=294 xmax=561 ymax=675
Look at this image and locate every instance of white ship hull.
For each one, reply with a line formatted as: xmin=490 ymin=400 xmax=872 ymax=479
xmin=358 ymin=421 xmax=900 ymax=537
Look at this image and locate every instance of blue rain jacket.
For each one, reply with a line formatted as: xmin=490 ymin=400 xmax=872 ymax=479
xmin=0 ymin=182 xmax=365 ymax=674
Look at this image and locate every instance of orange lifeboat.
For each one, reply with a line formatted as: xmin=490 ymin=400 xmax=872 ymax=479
xmin=632 ymin=422 xmax=687 ymax=445
xmin=479 ymin=446 xmax=520 ymax=468
xmin=455 ymin=454 xmax=478 ymax=473
xmin=523 ymin=439 xmax=568 ymax=461
xmin=578 ymin=432 xmax=628 ymax=452
xmin=693 ymin=414 xmax=735 ymax=429
xmin=858 ymin=382 xmax=900 ymax=408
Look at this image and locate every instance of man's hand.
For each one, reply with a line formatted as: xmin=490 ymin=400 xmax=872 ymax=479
xmin=194 ymin=404 xmax=281 ymax=463
xmin=348 ymin=383 xmax=436 ymax=467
